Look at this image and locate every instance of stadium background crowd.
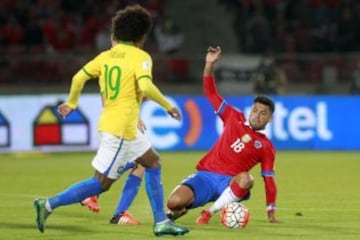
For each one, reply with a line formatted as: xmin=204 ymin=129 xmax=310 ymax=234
xmin=0 ymin=0 xmax=359 ymax=94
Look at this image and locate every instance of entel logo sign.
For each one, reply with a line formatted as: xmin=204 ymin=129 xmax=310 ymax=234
xmin=266 ymin=102 xmax=332 ymax=141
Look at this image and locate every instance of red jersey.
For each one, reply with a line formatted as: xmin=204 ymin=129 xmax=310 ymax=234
xmin=196 ymin=105 xmax=276 ymax=177
xmin=199 ymin=76 xmax=277 ymax=208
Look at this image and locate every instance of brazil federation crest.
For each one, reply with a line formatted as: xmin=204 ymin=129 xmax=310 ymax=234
xmin=0 ymin=111 xmax=10 ymax=148
xmin=33 ymin=103 xmax=90 ymax=146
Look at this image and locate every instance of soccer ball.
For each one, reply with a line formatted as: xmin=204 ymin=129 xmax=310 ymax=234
xmin=220 ymin=202 xmax=250 ymax=228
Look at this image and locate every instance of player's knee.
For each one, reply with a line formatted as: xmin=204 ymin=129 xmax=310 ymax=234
xmin=98 ymin=177 xmax=115 ymax=192
xmin=233 ymin=172 xmax=254 ymax=189
xmin=167 ymin=194 xmax=184 ymax=210
xmin=131 ymin=164 xmax=145 ymax=178
xmin=149 ymin=154 xmax=160 ymax=168
xmin=167 ymin=185 xmax=193 ymax=210
xmin=94 ymin=171 xmax=114 ymax=192
xmin=243 ymin=177 xmax=254 ymax=189
xmin=101 ymin=181 xmax=113 ymax=192
xmin=138 ymin=148 xmax=161 ymax=168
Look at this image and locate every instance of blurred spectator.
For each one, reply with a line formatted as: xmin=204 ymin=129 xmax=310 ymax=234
xmin=142 ymin=0 xmax=165 ymax=18
xmin=312 ymin=16 xmax=336 ymax=52
xmin=0 ymin=15 xmax=25 ymax=46
xmin=252 ymin=49 xmax=287 ymax=95
xmin=24 ymin=12 xmax=44 ymax=51
xmin=335 ymin=7 xmax=357 ymax=52
xmin=0 ymin=0 xmax=165 ymax=54
xmin=223 ymin=0 xmax=360 ymax=54
xmin=1 ymin=0 xmax=360 ymax=55
xmin=42 ymin=10 xmax=76 ymax=52
xmin=244 ymin=9 xmax=272 ymax=54
xmin=95 ymin=27 xmax=111 ymax=52
xmin=154 ymin=14 xmax=183 ymax=54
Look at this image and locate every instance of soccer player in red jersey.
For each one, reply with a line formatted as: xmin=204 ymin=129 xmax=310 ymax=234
xmin=167 ymin=46 xmax=278 ymax=224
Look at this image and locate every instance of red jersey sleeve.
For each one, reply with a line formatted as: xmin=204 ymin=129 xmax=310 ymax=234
xmin=263 ymin=176 xmax=277 ymax=213
xmin=260 ymin=143 xmax=277 ymax=212
xmin=203 ymin=76 xmax=245 ymax=123
xmin=203 ymin=75 xmax=223 ymax=110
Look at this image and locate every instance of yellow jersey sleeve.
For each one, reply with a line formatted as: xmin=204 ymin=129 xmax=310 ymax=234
xmin=138 ymin=79 xmax=173 ymax=110
xmin=134 ymin=51 xmax=153 ymax=80
xmin=66 ymin=54 xmax=102 ymax=109
xmin=135 ymin=51 xmax=173 ymax=111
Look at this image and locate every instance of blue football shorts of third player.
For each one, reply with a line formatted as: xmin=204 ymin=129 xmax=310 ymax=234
xmin=181 ymin=170 xmax=251 ymax=209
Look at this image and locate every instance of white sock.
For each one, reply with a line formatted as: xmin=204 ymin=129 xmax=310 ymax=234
xmin=208 ymin=187 xmax=240 ymax=214
xmin=156 ymin=219 xmax=169 ymax=225
xmin=45 ymin=200 xmax=53 ymax=212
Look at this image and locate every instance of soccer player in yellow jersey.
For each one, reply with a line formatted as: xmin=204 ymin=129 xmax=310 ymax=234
xmin=33 ymin=4 xmax=189 ymax=236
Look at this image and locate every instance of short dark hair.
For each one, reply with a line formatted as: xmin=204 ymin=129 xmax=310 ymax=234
xmin=111 ymin=4 xmax=152 ymax=43
xmin=254 ymin=95 xmax=275 ymax=114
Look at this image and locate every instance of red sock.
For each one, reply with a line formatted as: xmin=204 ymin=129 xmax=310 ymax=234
xmin=230 ymin=182 xmax=249 ymax=199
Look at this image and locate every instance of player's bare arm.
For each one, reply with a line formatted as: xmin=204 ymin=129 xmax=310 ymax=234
xmin=202 ymin=46 xmax=225 ymax=111
xmin=204 ymin=46 xmax=221 ymax=77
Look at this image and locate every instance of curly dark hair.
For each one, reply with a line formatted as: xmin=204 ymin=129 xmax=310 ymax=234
xmin=254 ymin=95 xmax=275 ymax=114
xmin=111 ymin=4 xmax=152 ymax=43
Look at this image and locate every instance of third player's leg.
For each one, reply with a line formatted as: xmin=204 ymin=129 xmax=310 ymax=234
xmin=136 ymin=148 xmax=160 ymax=168
xmin=167 ymin=185 xmax=195 ymax=211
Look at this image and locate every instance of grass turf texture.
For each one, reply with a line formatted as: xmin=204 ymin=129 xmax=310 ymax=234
xmin=0 ymin=151 xmax=359 ymax=240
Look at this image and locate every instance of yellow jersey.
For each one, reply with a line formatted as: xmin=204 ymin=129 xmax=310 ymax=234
xmin=66 ymin=42 xmax=173 ymax=140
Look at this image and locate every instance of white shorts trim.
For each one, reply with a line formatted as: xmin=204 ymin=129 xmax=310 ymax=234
xmin=92 ymin=130 xmax=151 ymax=179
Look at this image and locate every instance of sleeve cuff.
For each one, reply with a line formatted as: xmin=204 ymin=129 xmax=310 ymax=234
xmin=65 ymin=101 xmax=77 ymax=109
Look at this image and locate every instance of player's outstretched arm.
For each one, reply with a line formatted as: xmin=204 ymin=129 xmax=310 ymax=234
xmin=59 ymin=68 xmax=93 ymax=118
xmin=138 ymin=80 xmax=181 ymax=121
xmin=203 ymin=46 xmax=221 ymax=77
xmin=203 ymin=46 xmax=223 ymax=110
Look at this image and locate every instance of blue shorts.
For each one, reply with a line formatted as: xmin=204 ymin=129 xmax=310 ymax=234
xmin=181 ymin=171 xmax=250 ymax=209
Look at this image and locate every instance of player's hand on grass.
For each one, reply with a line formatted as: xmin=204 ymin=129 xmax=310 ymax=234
xmin=168 ymin=107 xmax=181 ymax=121
xmin=267 ymin=212 xmax=280 ymax=223
xmin=57 ymin=103 xmax=73 ymax=118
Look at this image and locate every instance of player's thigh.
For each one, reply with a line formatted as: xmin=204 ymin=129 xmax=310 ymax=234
xmin=92 ymin=132 xmax=149 ymax=179
xmin=215 ymin=174 xmax=233 ymax=196
xmin=130 ymin=131 xmax=158 ymax=168
xmin=182 ymin=171 xmax=231 ymax=209
xmin=167 ymin=184 xmax=194 ymax=209
xmin=92 ymin=132 xmax=125 ymax=179
xmin=136 ymin=147 xmax=159 ymax=168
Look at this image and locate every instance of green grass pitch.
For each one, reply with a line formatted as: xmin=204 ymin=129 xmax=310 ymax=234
xmin=0 ymin=151 xmax=359 ymax=240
